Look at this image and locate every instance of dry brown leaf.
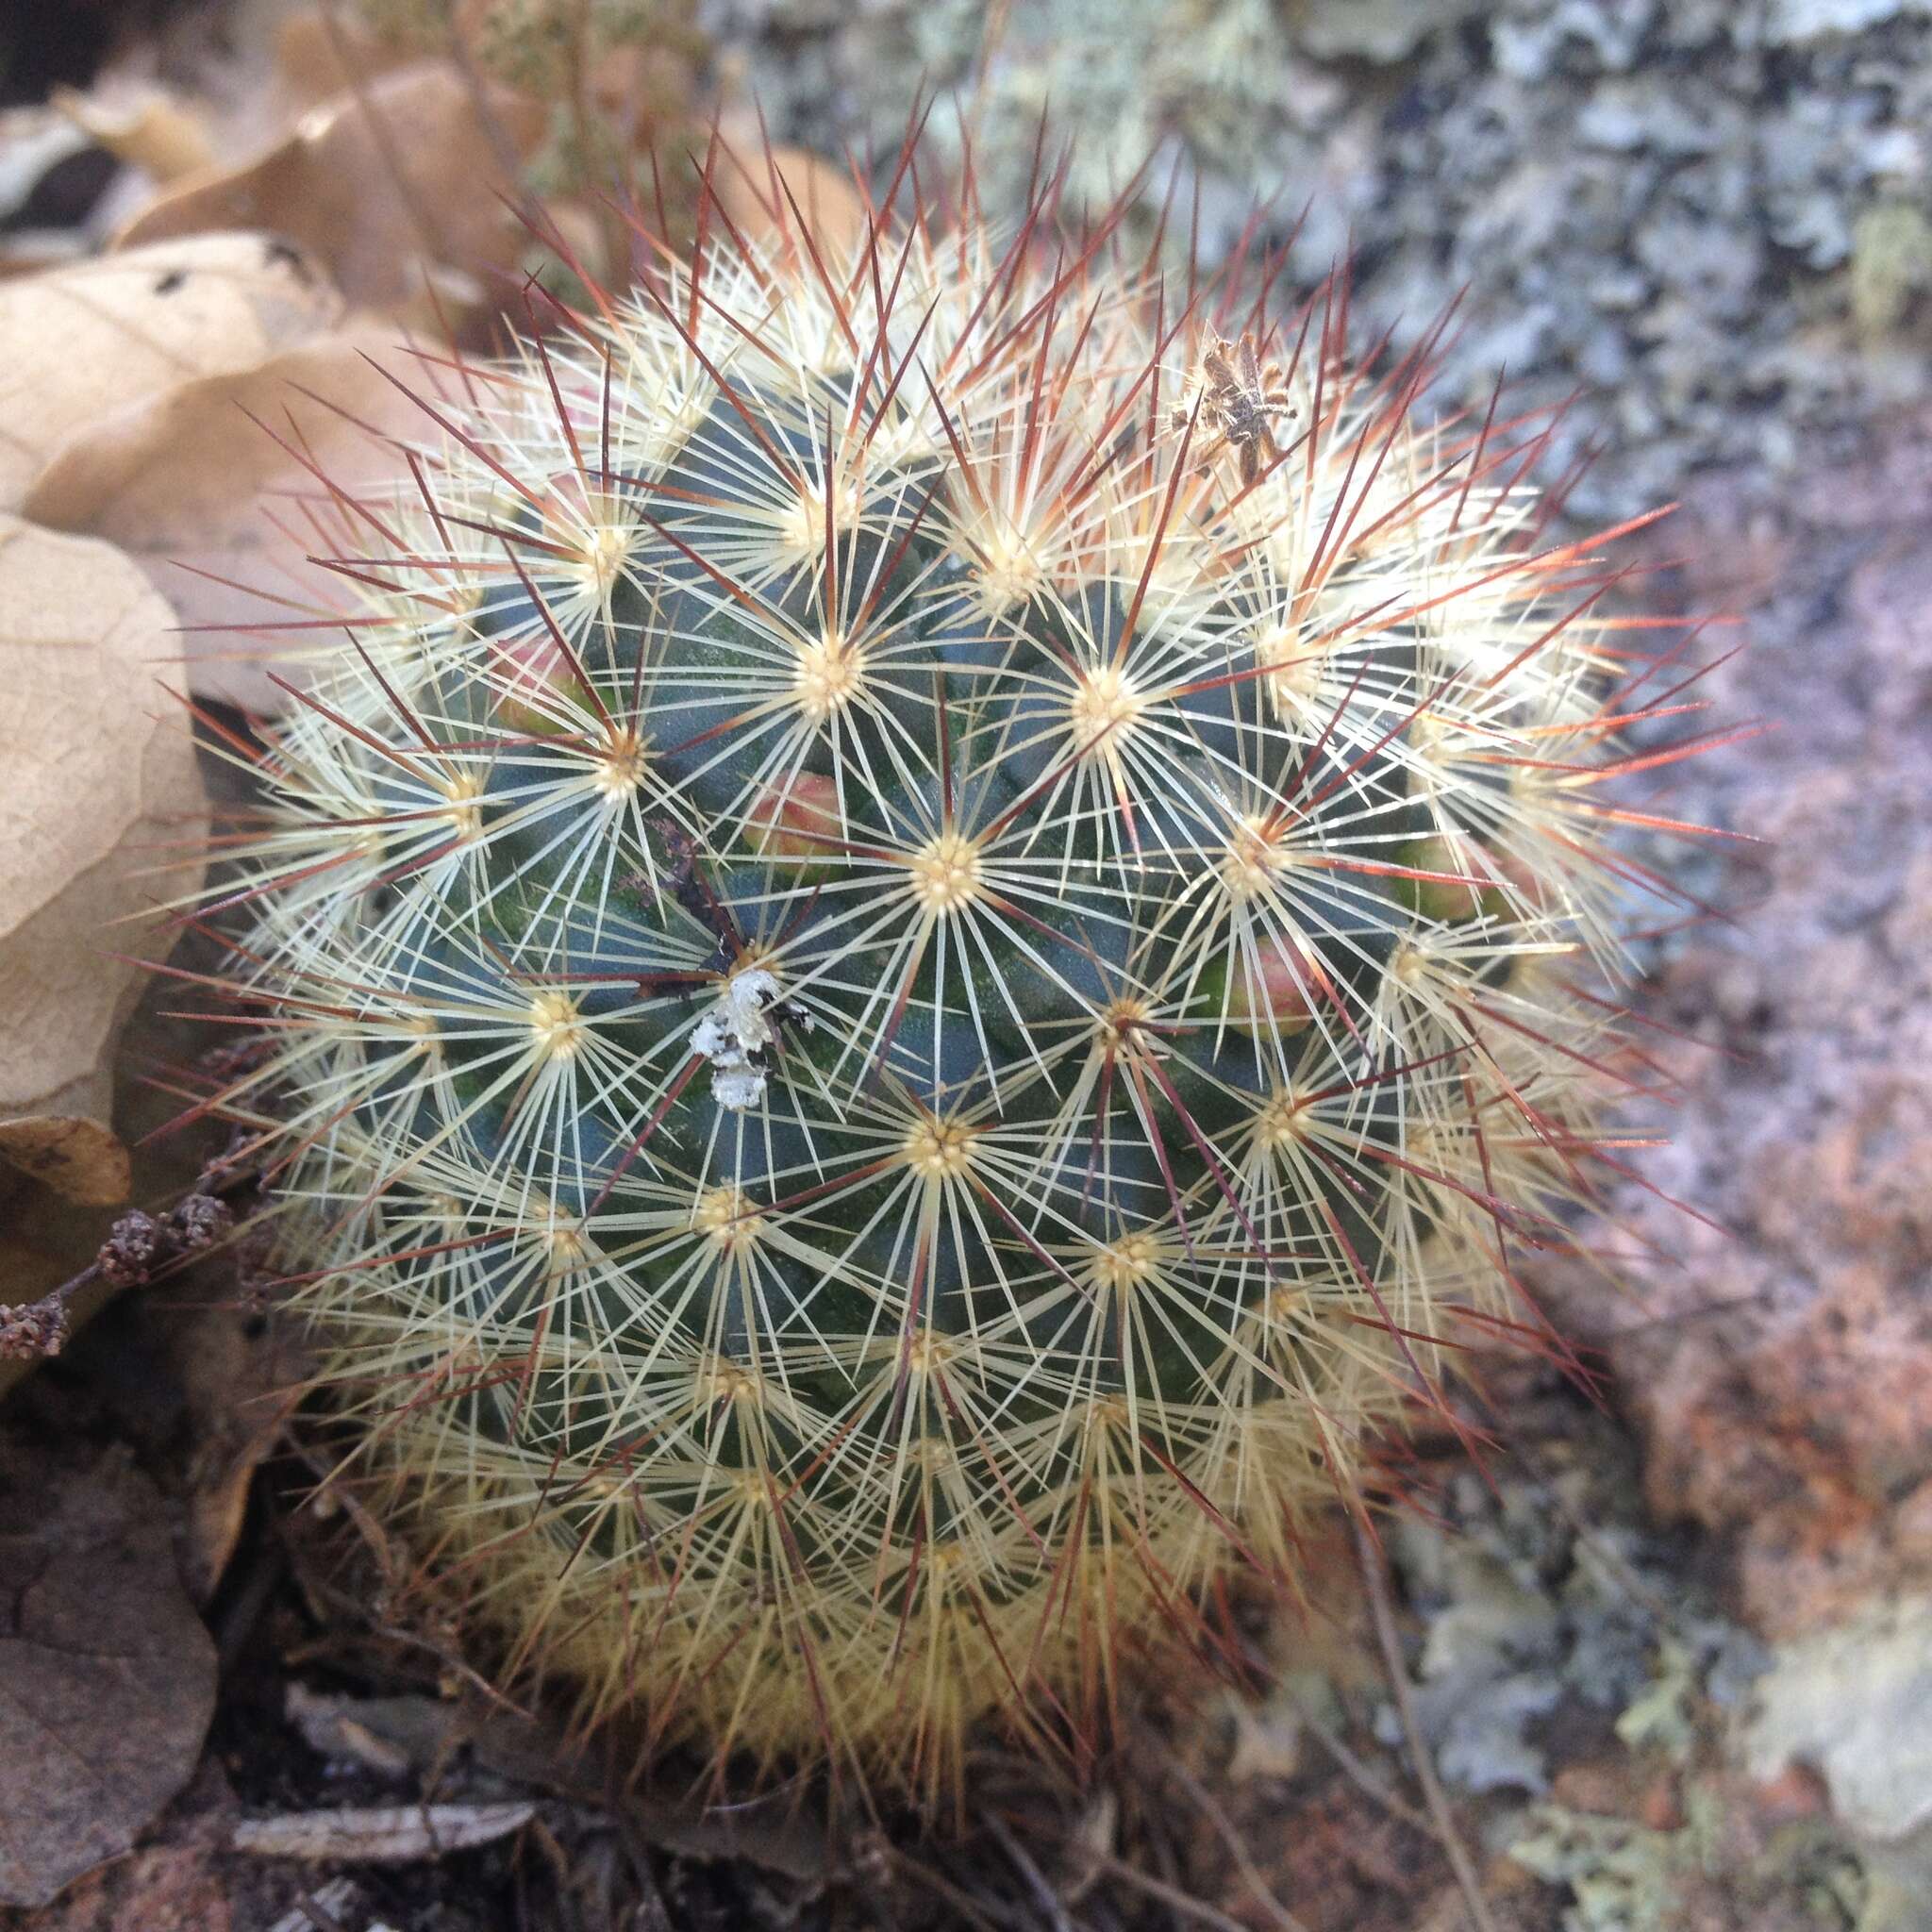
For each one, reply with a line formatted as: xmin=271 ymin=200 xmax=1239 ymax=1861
xmin=714 ymin=141 xmax=870 ymax=260
xmin=25 ymin=330 xmax=426 ymax=711
xmin=0 ymin=518 xmax=207 ymax=1185
xmin=7 ymin=1760 xmax=242 ymax=1932
xmin=0 ymin=232 xmax=342 ymax=511
xmin=42 ymin=8 xmax=412 ymax=239
xmin=181 ymin=1410 xmax=283 ymax=1607
xmin=270 ymin=6 xmax=420 ymax=119
xmin=0 ymin=1435 xmax=220 ymax=1907
xmin=173 ymin=1296 xmax=307 ymax=1607
xmin=52 ymin=81 xmax=220 ymax=186
xmin=116 ymin=62 xmax=546 ymax=336
xmin=0 ymin=1116 xmax=129 ymax=1207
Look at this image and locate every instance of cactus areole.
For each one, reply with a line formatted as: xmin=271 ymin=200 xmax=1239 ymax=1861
xmin=217 ymin=146 xmax=1704 ymax=1794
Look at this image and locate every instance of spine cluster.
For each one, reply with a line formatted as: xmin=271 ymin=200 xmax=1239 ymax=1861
xmin=204 ymin=142 xmax=1710 ymax=1794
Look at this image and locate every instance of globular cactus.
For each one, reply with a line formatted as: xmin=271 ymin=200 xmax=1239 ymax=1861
xmin=208 ymin=145 xmax=1697 ymax=1796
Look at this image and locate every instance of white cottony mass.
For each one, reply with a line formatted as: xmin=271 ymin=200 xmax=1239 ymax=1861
xmin=692 ymin=969 xmax=782 ymax=1111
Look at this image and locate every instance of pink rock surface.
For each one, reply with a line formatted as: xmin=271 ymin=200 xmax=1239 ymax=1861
xmin=1577 ymin=414 xmax=1932 ymax=1638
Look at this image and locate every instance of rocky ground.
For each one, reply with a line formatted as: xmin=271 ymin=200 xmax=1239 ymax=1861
xmin=4 ymin=1 xmax=1931 ymax=1928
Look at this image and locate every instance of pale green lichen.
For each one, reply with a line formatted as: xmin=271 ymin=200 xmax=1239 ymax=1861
xmin=1745 ymin=1597 xmax=1932 ymax=1843
xmin=1848 ymin=203 xmax=1932 ymax=336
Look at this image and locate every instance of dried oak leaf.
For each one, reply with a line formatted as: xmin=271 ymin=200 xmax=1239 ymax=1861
xmin=0 ymin=231 xmax=341 ymax=511
xmin=0 ymin=517 xmax=207 ymax=1194
xmin=0 ymin=1435 xmax=219 ymax=1908
xmin=25 ymin=330 xmax=425 ymax=711
xmin=116 ymin=63 xmax=546 ymax=336
xmin=52 ymin=81 xmax=221 ymax=187
xmin=0 ymin=1117 xmax=129 ymax=1207
xmin=271 ymin=7 xmax=418 ymax=115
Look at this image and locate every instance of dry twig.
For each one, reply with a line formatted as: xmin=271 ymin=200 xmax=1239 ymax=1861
xmin=0 ymin=1149 xmax=253 ymax=1359
xmin=1350 ymin=1515 xmax=1500 ymax=1932
xmin=1160 ymin=1752 xmax=1311 ymax=1932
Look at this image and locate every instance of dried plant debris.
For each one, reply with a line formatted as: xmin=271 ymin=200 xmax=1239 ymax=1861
xmin=0 ymin=515 xmax=206 ymax=1174
xmin=0 ymin=1182 xmax=242 ymax=1367
xmin=0 ymin=231 xmax=340 ymax=510
xmin=0 ymin=1435 xmax=218 ymax=1908
xmin=729 ymin=0 xmax=1932 ymax=521
xmin=231 ymin=1801 xmax=538 ymax=1863
xmin=116 ymin=64 xmax=546 ymax=336
xmin=25 ymin=328 xmax=427 ymax=708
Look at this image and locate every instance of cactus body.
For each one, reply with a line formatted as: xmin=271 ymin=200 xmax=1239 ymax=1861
xmin=219 ymin=165 xmax=1685 ymax=1792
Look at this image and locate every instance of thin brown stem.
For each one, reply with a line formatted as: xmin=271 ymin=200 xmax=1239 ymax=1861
xmin=0 ymin=1158 xmax=255 ymax=1360
xmin=1096 ymin=1853 xmax=1259 ymax=1932
xmin=1350 ymin=1515 xmax=1501 ymax=1932
xmin=1161 ymin=1751 xmax=1311 ymax=1932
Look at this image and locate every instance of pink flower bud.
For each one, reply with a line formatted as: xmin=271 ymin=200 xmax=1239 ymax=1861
xmin=1228 ymin=932 xmax=1324 ymax=1030
xmin=747 ymin=772 xmax=842 ymax=864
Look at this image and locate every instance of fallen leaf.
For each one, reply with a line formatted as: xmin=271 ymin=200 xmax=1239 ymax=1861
xmin=175 ymin=1301 xmax=306 ymax=1607
xmin=231 ymin=1803 xmax=536 ymax=1863
xmin=0 ymin=231 xmax=341 ymax=510
xmin=0 ymin=517 xmax=207 ymax=1174
xmin=24 ymin=331 xmax=427 ymax=710
xmin=270 ymin=7 xmax=420 ymax=118
xmin=117 ymin=62 xmax=546 ymax=336
xmin=181 ymin=1441 xmax=270 ymax=1608
xmin=39 ymin=8 xmax=410 ymax=243
xmin=0 ymin=1116 xmax=128 ymax=1206
xmin=6 ymin=1761 xmax=241 ymax=1932
xmin=53 ymin=81 xmax=219 ymax=186
xmin=0 ymin=1435 xmax=220 ymax=1907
